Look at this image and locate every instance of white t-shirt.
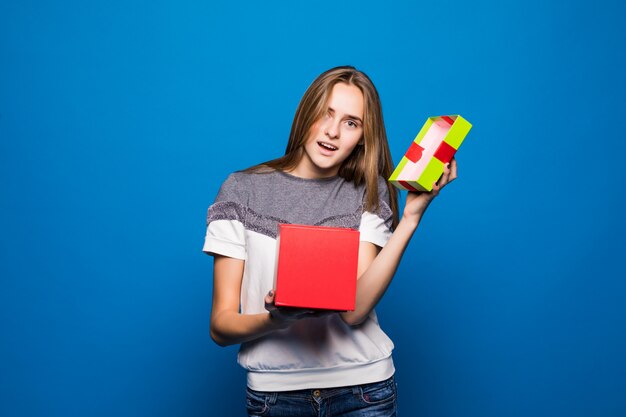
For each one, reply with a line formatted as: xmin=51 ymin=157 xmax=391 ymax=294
xmin=204 ymin=170 xmax=395 ymax=391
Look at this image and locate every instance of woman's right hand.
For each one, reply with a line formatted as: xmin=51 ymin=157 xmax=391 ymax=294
xmin=264 ymin=290 xmax=333 ymax=328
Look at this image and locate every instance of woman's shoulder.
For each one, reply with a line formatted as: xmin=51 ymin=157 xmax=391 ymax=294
xmin=215 ymin=167 xmax=281 ymax=202
xmin=214 ymin=170 xmax=253 ymax=204
xmin=221 ymin=166 xmax=275 ymax=186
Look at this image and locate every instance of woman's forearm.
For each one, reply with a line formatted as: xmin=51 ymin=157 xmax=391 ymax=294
xmin=341 ymin=213 xmax=421 ymax=325
xmin=341 ymin=162 xmax=456 ymax=325
xmin=210 ymin=310 xmax=285 ymax=347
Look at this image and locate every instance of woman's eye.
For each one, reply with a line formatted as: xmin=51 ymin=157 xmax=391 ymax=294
xmin=347 ymin=120 xmax=358 ymax=128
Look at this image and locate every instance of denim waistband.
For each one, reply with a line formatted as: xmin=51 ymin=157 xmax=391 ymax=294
xmin=246 ymin=375 xmax=395 ymax=403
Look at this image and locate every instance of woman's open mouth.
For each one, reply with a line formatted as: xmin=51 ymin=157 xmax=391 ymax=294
xmin=317 ymin=141 xmax=338 ymax=154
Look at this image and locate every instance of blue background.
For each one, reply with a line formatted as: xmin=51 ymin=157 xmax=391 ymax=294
xmin=1 ymin=0 xmax=625 ymax=416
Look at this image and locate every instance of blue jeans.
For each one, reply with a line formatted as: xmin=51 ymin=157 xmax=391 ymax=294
xmin=245 ymin=376 xmax=397 ymax=416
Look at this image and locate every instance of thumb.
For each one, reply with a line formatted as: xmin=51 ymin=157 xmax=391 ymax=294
xmin=264 ymin=290 xmax=277 ymax=311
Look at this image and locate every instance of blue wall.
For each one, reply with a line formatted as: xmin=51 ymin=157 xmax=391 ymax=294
xmin=1 ymin=1 xmax=625 ymax=416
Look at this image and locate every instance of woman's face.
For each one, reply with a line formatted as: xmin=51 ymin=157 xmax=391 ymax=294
xmin=292 ymin=82 xmax=364 ymax=179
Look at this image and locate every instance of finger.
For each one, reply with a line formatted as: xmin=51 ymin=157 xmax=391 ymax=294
xmin=433 ymin=164 xmax=450 ymax=191
xmin=443 ymin=162 xmax=452 ymax=183
xmin=431 ymin=180 xmax=441 ymax=195
xmin=264 ymin=290 xmax=277 ymax=311
xmin=449 ymin=158 xmax=458 ymax=181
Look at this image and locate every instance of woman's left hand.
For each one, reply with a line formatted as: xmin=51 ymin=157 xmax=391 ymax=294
xmin=402 ymin=158 xmax=458 ymax=222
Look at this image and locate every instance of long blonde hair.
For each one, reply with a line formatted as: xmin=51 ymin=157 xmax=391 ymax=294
xmin=246 ymin=66 xmax=399 ymax=228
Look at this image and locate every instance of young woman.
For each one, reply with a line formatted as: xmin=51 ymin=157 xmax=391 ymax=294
xmin=203 ymin=66 xmax=457 ymax=416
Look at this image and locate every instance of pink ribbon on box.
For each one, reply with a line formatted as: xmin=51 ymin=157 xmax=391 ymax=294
xmin=398 ymin=181 xmax=419 ymax=192
xmin=433 ymin=141 xmax=457 ymax=164
xmin=405 ymin=142 xmax=424 ymax=163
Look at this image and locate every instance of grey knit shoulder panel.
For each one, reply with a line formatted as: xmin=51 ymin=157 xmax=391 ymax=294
xmin=207 ymin=201 xmax=363 ymax=239
xmin=207 ymin=170 xmax=392 ymax=239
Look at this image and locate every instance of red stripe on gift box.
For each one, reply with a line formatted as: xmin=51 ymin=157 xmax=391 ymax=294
xmin=441 ymin=116 xmax=455 ymax=125
xmin=405 ymin=141 xmax=424 ymax=163
xmin=433 ymin=141 xmax=457 ymax=164
xmin=399 ymin=181 xmax=419 ymax=192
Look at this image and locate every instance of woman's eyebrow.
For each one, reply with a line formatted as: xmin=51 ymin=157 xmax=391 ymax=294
xmin=328 ymin=107 xmax=363 ymax=123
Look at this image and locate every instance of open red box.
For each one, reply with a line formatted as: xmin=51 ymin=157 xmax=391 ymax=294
xmin=274 ymin=224 xmax=360 ymax=311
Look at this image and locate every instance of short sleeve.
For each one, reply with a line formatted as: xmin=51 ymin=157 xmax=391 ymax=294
xmin=202 ymin=173 xmax=249 ymax=259
xmin=359 ymin=177 xmax=394 ymax=248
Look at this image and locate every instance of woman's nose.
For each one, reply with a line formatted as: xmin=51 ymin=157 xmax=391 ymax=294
xmin=324 ymin=119 xmax=339 ymax=139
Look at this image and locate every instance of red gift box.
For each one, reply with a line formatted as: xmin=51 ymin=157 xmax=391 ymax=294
xmin=274 ymin=224 xmax=360 ymax=311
